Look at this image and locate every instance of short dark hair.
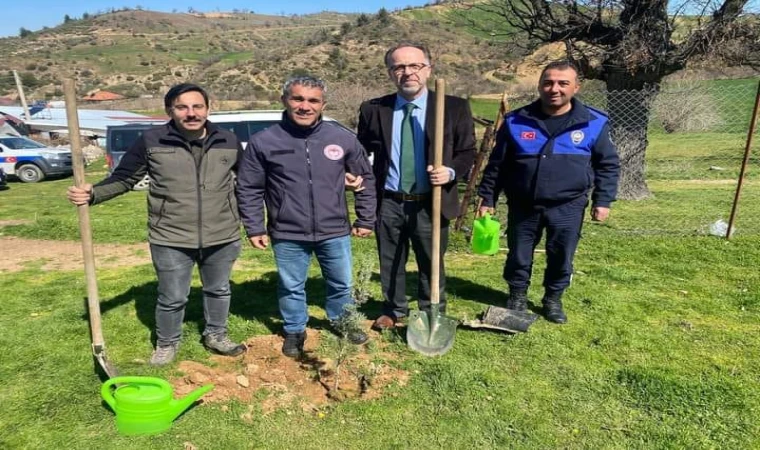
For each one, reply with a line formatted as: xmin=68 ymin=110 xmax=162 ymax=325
xmin=164 ymin=83 xmax=209 ymax=109
xmin=384 ymin=42 xmax=432 ymax=68
xmin=539 ymin=60 xmax=580 ymax=81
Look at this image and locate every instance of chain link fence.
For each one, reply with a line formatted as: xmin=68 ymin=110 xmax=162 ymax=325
xmin=484 ymin=80 xmax=760 ymax=236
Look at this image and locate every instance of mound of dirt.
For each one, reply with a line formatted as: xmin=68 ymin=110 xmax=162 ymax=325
xmin=172 ymin=328 xmax=409 ymax=414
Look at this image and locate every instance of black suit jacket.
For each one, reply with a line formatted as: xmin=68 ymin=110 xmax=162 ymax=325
xmin=357 ymin=92 xmax=476 ymax=220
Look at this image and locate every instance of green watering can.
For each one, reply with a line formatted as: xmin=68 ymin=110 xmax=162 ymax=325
xmin=472 ymin=213 xmax=501 ymax=255
xmin=101 ymin=376 xmax=214 ymax=436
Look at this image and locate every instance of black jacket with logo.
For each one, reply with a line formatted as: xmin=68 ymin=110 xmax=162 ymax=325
xmin=236 ymin=114 xmax=376 ymax=241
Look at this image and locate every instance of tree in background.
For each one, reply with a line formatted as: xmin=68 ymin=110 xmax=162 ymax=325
xmin=18 ymin=28 xmax=32 ymax=38
xmin=377 ymin=8 xmax=391 ymax=25
xmin=463 ymin=0 xmax=758 ymax=199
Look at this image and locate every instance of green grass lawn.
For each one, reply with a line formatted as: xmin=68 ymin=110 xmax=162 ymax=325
xmin=469 ymin=98 xmax=502 ymax=123
xmin=1 ymin=157 xmax=759 ymax=448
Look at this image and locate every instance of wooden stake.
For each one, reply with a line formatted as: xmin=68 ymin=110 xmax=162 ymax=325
xmin=13 ymin=70 xmax=30 ymax=120
xmin=726 ymin=80 xmax=760 ymax=240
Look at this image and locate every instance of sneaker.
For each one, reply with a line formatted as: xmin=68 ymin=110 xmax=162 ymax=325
xmin=282 ymin=331 xmax=306 ymax=358
xmin=150 ymin=342 xmax=179 ymax=366
xmin=329 ymin=321 xmax=369 ymax=345
xmin=203 ymin=333 xmax=246 ymax=356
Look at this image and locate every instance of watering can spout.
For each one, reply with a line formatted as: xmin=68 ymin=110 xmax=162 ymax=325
xmin=169 ymin=384 xmax=214 ymax=421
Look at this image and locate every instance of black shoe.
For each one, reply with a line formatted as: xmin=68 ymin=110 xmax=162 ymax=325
xmin=542 ymin=292 xmax=567 ymax=324
xmin=282 ymin=331 xmax=306 ymax=357
xmin=506 ymin=289 xmax=528 ymax=311
xmin=329 ymin=322 xmax=369 ymax=345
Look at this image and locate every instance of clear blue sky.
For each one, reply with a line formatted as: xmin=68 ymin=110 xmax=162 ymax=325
xmin=1 ymin=0 xmax=432 ymax=37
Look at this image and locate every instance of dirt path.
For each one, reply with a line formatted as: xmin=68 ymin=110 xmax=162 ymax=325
xmin=0 ymin=236 xmax=150 ymax=273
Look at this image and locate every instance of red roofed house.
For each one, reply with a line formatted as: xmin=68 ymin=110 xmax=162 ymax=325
xmin=82 ymin=90 xmax=125 ymax=103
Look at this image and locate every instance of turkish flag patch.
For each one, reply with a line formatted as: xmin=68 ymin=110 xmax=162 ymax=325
xmin=520 ymin=131 xmax=536 ymax=140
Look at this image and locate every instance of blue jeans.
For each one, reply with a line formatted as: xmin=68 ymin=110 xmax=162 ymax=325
xmin=150 ymin=240 xmax=241 ymax=345
xmin=272 ymin=235 xmax=353 ymax=334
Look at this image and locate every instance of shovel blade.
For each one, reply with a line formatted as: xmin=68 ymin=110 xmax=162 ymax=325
xmin=407 ymin=306 xmax=458 ymax=356
xmin=481 ymin=306 xmax=539 ymax=333
xmin=93 ymin=344 xmax=118 ymax=380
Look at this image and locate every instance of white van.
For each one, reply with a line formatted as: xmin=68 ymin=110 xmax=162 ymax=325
xmin=106 ymin=110 xmax=354 ymax=190
xmin=0 ymin=135 xmax=73 ymax=183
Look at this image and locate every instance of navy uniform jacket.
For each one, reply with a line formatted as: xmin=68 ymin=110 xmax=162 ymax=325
xmin=478 ymin=98 xmax=619 ymax=208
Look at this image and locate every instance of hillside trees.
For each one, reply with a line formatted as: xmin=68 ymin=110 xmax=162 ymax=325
xmin=465 ymin=0 xmax=759 ymax=199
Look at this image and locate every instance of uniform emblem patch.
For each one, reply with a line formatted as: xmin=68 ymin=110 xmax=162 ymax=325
xmin=520 ymin=131 xmax=536 ymax=140
xmin=323 ymin=144 xmax=344 ymax=161
xmin=571 ymin=130 xmax=585 ymax=144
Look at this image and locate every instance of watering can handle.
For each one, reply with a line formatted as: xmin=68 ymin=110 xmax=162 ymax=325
xmin=101 ymin=376 xmax=171 ymax=410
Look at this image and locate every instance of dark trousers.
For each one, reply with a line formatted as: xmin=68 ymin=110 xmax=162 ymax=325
xmin=150 ymin=240 xmax=241 ymax=345
xmin=504 ymin=196 xmax=586 ymax=294
xmin=376 ymin=196 xmax=449 ymax=318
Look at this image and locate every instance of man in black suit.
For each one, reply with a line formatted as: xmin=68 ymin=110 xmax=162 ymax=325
xmin=357 ymin=42 xmax=476 ymax=330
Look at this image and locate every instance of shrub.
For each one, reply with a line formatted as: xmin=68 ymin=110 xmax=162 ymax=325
xmin=654 ymin=81 xmax=724 ymax=133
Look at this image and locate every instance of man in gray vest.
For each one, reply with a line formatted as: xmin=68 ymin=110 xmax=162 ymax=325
xmin=67 ymin=83 xmax=246 ymax=365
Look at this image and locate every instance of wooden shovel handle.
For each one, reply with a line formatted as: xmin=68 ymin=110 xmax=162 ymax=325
xmin=431 ymin=79 xmax=445 ymax=306
xmin=63 ymin=79 xmax=104 ymax=348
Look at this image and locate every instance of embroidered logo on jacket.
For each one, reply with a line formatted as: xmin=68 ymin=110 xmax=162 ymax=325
xmin=571 ymin=130 xmax=585 ymax=144
xmin=323 ymin=144 xmax=345 ymax=161
xmin=520 ymin=131 xmax=536 ymax=140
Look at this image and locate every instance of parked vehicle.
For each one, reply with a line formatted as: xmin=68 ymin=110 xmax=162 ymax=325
xmin=0 ymin=135 xmax=73 ymax=183
xmin=105 ymin=110 xmax=353 ymax=190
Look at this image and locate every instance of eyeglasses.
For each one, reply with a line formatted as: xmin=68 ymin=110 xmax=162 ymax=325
xmin=171 ymin=104 xmax=207 ymax=113
xmin=389 ymin=63 xmax=430 ymax=75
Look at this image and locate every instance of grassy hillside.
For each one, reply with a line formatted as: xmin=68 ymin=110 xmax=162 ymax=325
xmin=0 ymin=5 xmax=509 ymax=102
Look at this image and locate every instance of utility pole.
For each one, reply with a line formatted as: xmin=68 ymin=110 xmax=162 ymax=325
xmin=12 ymin=70 xmax=30 ymax=119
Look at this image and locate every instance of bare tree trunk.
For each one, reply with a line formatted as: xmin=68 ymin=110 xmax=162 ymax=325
xmin=605 ymin=71 xmax=656 ymax=200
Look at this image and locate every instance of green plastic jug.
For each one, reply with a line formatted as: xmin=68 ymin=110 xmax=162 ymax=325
xmin=101 ymin=376 xmax=213 ymax=436
xmin=472 ymin=213 xmax=501 ymax=255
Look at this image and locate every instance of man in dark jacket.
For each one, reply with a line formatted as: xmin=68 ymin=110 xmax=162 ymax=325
xmin=236 ymin=76 xmax=376 ymax=357
xmin=67 ymin=83 xmax=246 ymax=365
xmin=358 ymin=42 xmax=476 ymax=330
xmin=478 ymin=61 xmax=619 ymax=324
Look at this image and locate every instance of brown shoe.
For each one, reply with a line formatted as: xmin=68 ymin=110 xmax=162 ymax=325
xmin=372 ymin=315 xmax=397 ymax=331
